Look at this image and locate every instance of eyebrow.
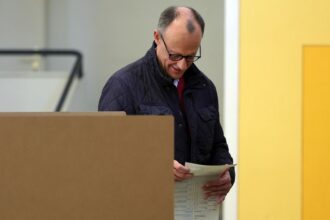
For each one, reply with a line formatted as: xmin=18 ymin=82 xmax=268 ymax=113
xmin=168 ymin=47 xmax=198 ymax=56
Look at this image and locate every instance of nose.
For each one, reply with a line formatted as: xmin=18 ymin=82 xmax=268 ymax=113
xmin=176 ymin=58 xmax=188 ymax=70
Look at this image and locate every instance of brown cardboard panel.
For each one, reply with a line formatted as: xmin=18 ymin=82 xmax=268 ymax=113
xmin=0 ymin=112 xmax=173 ymax=220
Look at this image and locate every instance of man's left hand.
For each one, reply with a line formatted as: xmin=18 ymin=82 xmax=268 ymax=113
xmin=202 ymin=169 xmax=232 ymax=204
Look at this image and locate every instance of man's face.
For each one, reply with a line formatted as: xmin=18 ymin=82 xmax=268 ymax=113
xmin=154 ymin=21 xmax=202 ymax=80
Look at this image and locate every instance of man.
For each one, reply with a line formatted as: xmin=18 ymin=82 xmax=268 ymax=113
xmin=99 ymin=6 xmax=235 ymax=203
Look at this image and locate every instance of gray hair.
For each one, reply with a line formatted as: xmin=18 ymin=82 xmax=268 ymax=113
xmin=157 ymin=6 xmax=205 ymax=35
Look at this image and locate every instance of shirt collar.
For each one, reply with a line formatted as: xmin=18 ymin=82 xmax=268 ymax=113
xmin=173 ymin=79 xmax=179 ymax=87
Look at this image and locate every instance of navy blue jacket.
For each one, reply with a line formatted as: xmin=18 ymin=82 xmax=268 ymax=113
xmin=99 ymin=43 xmax=235 ymax=183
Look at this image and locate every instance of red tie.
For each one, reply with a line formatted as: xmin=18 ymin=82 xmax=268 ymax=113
xmin=177 ymin=78 xmax=185 ymax=109
xmin=177 ymin=77 xmax=191 ymax=138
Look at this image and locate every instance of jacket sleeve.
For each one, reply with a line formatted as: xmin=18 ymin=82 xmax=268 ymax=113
xmin=211 ymin=119 xmax=236 ymax=185
xmin=209 ymin=82 xmax=236 ymax=185
xmin=98 ymin=76 xmax=133 ymax=113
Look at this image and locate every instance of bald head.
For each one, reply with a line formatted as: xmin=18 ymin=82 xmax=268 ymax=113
xmin=157 ymin=6 xmax=205 ymax=36
xmin=153 ymin=6 xmax=203 ymax=80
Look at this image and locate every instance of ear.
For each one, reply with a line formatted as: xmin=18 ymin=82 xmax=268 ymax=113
xmin=153 ymin=30 xmax=161 ymax=46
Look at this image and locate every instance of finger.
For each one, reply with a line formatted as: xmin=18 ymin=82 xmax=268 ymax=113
xmin=204 ymin=188 xmax=228 ymax=196
xmin=203 ymin=173 xmax=231 ymax=188
xmin=174 ymin=173 xmax=191 ymax=181
xmin=203 ymin=179 xmax=222 ymax=187
xmin=173 ymin=168 xmax=192 ymax=178
xmin=174 ymin=169 xmax=193 ymax=181
xmin=204 ymin=184 xmax=231 ymax=194
xmin=174 ymin=175 xmax=192 ymax=181
xmin=216 ymin=195 xmax=226 ymax=204
xmin=173 ymin=160 xmax=190 ymax=173
xmin=203 ymin=179 xmax=231 ymax=189
xmin=205 ymin=177 xmax=231 ymax=187
xmin=174 ymin=174 xmax=185 ymax=181
xmin=204 ymin=191 xmax=226 ymax=200
xmin=202 ymin=184 xmax=231 ymax=191
xmin=220 ymin=168 xmax=230 ymax=177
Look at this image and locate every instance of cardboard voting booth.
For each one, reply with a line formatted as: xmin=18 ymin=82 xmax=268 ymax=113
xmin=0 ymin=112 xmax=174 ymax=220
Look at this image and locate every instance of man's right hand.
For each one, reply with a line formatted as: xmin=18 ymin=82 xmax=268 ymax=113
xmin=173 ymin=160 xmax=193 ymax=181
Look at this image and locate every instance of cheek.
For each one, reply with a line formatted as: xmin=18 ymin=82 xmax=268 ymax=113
xmin=165 ymin=60 xmax=177 ymax=70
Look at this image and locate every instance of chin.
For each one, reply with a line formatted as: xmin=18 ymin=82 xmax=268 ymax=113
xmin=168 ymin=71 xmax=183 ymax=80
xmin=167 ymin=67 xmax=184 ymax=79
xmin=171 ymin=75 xmax=181 ymax=80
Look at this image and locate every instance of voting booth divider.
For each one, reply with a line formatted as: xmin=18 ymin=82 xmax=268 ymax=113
xmin=0 ymin=112 xmax=174 ymax=220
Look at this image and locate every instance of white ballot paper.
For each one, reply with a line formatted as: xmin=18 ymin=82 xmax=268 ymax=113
xmin=175 ymin=163 xmax=236 ymax=220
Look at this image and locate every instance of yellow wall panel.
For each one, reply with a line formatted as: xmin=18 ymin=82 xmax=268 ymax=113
xmin=303 ymin=46 xmax=330 ymax=220
xmin=239 ymin=1 xmax=330 ymax=219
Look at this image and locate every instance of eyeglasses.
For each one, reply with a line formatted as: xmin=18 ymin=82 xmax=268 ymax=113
xmin=160 ymin=33 xmax=201 ymax=62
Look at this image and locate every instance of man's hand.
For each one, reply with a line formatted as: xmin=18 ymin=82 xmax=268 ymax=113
xmin=202 ymin=168 xmax=232 ymax=204
xmin=173 ymin=160 xmax=193 ymax=181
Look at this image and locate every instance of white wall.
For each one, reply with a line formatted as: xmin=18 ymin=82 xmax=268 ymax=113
xmin=0 ymin=0 xmax=46 ymax=71
xmin=47 ymin=0 xmax=225 ymax=113
xmin=0 ymin=0 xmax=45 ymax=48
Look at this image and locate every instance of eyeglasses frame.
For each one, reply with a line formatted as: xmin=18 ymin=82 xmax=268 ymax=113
xmin=159 ymin=32 xmax=202 ymax=62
